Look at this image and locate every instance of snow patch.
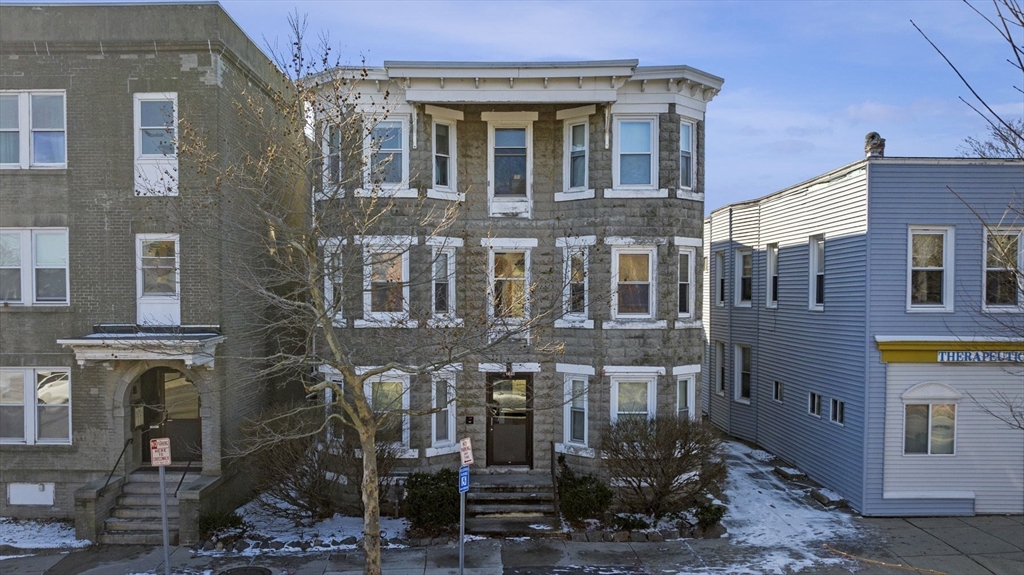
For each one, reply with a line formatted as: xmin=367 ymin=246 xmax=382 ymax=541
xmin=0 ymin=517 xmax=90 ymax=549
xmin=745 ymin=449 xmax=774 ymax=462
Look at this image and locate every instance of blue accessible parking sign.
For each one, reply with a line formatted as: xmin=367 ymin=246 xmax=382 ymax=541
xmin=458 ymin=465 xmax=470 ymax=493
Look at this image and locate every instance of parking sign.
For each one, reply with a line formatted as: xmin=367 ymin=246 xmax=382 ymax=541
xmin=150 ymin=438 xmax=171 ymax=467
xmin=458 ymin=465 xmax=470 ymax=493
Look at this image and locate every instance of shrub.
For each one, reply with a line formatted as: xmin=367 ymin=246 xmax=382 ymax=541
xmin=611 ymin=513 xmax=650 ymax=531
xmin=403 ymin=468 xmax=459 ymax=535
xmin=600 ymin=416 xmax=727 ymax=521
xmin=198 ymin=510 xmax=248 ymax=541
xmin=693 ymin=500 xmax=726 ymax=529
xmin=556 ymin=456 xmax=612 ymax=527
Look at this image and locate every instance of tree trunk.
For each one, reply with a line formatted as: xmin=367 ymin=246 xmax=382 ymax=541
xmin=359 ymin=427 xmax=382 ymax=575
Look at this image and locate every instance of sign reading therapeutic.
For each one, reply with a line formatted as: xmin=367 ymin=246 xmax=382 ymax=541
xmin=150 ymin=438 xmax=171 ymax=467
xmin=938 ymin=351 xmax=1024 ymax=363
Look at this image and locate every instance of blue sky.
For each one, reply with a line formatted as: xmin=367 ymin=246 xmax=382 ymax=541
xmin=55 ymin=0 xmax=1024 ymax=211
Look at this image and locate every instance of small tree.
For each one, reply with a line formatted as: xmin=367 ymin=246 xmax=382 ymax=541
xmin=600 ymin=416 xmax=726 ymax=521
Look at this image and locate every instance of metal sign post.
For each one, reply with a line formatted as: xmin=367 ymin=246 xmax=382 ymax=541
xmin=150 ymin=438 xmax=172 ymax=575
xmin=458 ymin=464 xmax=470 ymax=575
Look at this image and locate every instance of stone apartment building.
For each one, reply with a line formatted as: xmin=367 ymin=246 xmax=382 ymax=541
xmin=314 ymin=60 xmax=723 ymax=475
xmin=0 ymin=3 xmax=292 ymax=543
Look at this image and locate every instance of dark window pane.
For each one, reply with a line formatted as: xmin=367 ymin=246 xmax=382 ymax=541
xmin=569 ymin=283 xmax=585 ymax=313
xmin=741 ymin=277 xmax=752 ymax=301
xmin=678 ymin=283 xmax=689 ymax=314
xmin=434 ymin=282 xmax=449 ymax=314
xmin=772 ymin=276 xmax=779 ymax=302
xmin=741 ymin=373 xmax=751 ymax=399
xmin=371 ymin=152 xmax=402 ymax=184
xmin=372 ymin=283 xmax=403 ymax=312
xmin=0 ymin=405 xmax=24 ymax=439
xmin=619 ymin=154 xmax=651 ymax=185
xmin=986 ymin=271 xmax=1018 ymax=306
xmin=37 ymin=405 xmax=69 ymax=440
xmin=617 ymin=284 xmax=650 ymax=314
xmin=815 ymin=274 xmax=824 ymax=305
xmin=904 ymin=404 xmax=928 ymax=454
xmin=0 ymin=132 xmax=18 ymax=164
xmin=35 ymin=268 xmax=66 ymax=301
xmin=911 ymin=270 xmax=943 ymax=305
xmin=0 ymin=269 xmax=21 ymax=301
xmin=434 ymin=155 xmax=449 ymax=187
xmin=494 ymin=128 xmax=525 ymax=148
xmin=494 ymin=153 xmax=526 ymax=196
xmin=32 ymin=132 xmax=65 ymax=164
xmin=570 ymin=409 xmax=585 ymax=442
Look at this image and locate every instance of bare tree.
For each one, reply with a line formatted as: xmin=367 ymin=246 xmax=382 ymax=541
xmin=177 ymin=15 xmax=577 ymax=574
xmin=915 ymin=0 xmax=1024 ymax=431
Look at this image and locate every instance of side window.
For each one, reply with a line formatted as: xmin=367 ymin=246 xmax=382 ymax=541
xmin=715 ymin=341 xmax=726 ymax=394
xmin=425 ymin=105 xmax=464 ymax=201
xmin=734 ymin=345 xmax=751 ymax=402
xmin=679 ymin=120 xmax=694 ymax=189
xmin=766 ymin=243 xmax=779 ymax=307
xmin=678 ymin=248 xmax=696 ymax=319
xmin=358 ymin=115 xmax=412 ymax=197
xmin=0 ymin=91 xmax=67 ymax=169
xmin=809 ymin=235 xmax=824 ymax=310
xmin=565 ymin=376 xmax=588 ymax=445
xmin=908 ymin=227 xmax=953 ymax=312
xmin=677 ymin=375 xmax=695 ymax=419
xmin=984 ymin=230 xmax=1022 ymax=310
xmin=431 ymin=374 xmax=456 ymax=448
xmin=735 ymin=248 xmax=752 ymax=306
xmin=715 ymin=251 xmax=725 ymax=306
xmin=134 ymin=93 xmax=178 ymax=195
xmin=612 ymin=115 xmax=657 ymax=190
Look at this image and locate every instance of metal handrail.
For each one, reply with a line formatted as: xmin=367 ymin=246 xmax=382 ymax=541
xmin=173 ymin=458 xmax=194 ymax=498
xmin=550 ymin=441 xmax=560 ymax=521
xmin=100 ymin=437 xmax=133 ymax=495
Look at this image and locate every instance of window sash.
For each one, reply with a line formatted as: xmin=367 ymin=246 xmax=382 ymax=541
xmin=904 ymin=403 xmax=955 ymax=455
xmin=736 ymin=346 xmax=751 ymax=400
xmin=678 ymin=250 xmax=693 ymax=317
xmin=325 ymin=125 xmax=343 ymax=185
xmin=0 ymin=229 xmax=68 ymax=305
xmin=567 ymin=122 xmax=588 ymax=190
xmin=810 ymin=237 xmax=824 ymax=307
xmin=738 ymin=250 xmax=752 ymax=303
xmin=767 ymin=244 xmax=779 ymax=305
xmin=679 ymin=121 xmax=693 ymax=189
xmin=433 ymin=376 xmax=453 ymax=445
xmin=830 ymin=399 xmax=845 ymax=424
xmin=910 ymin=231 xmax=947 ymax=307
xmin=434 ymin=122 xmax=452 ymax=189
xmin=565 ymin=248 xmax=587 ymax=316
xmin=0 ymin=92 xmax=66 ymax=168
xmin=616 ymin=120 xmax=653 ymax=187
xmin=0 ymin=368 xmax=71 ymax=444
xmin=808 ymin=392 xmax=821 ymax=416
xmin=985 ymin=232 xmax=1020 ymax=307
xmin=567 ymin=377 xmax=587 ymax=444
xmin=614 ymin=250 xmax=653 ymax=317
xmin=491 ymin=251 xmax=528 ymax=319
xmin=432 ymin=249 xmax=456 ymax=316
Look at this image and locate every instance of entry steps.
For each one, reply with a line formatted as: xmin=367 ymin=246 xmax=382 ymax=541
xmin=98 ymin=468 xmax=200 ymax=545
xmin=464 ymin=472 xmax=561 ymax=537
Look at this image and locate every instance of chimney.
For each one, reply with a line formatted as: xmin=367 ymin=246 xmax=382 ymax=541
xmin=865 ymin=132 xmax=885 ymax=157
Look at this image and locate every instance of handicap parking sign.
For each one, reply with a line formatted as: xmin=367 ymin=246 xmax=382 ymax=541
xmin=458 ymin=465 xmax=470 ymax=493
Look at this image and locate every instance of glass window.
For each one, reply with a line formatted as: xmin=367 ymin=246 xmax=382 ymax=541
xmin=910 ymin=229 xmax=949 ymax=308
xmin=678 ymin=249 xmax=694 ymax=317
xmin=0 ymin=91 xmax=66 ymax=168
xmin=773 ymin=380 xmax=783 ymax=402
xmin=568 ymin=248 xmax=586 ymax=315
xmin=737 ymin=249 xmax=752 ymax=304
xmin=432 ymin=249 xmax=456 ymax=316
xmin=680 ymin=121 xmax=693 ymax=189
xmin=493 ymin=251 xmax=527 ymax=318
xmin=569 ymin=377 xmax=587 ymax=444
xmin=0 ymin=229 xmax=68 ymax=305
xmin=830 ymin=398 xmax=845 ymax=425
xmin=140 ymin=240 xmax=177 ymax=296
xmin=325 ymin=125 xmax=343 ymax=185
xmin=808 ymin=392 xmax=822 ymax=416
xmin=0 ymin=94 xmax=19 ymax=165
xmin=618 ymin=120 xmax=653 ymax=186
xmin=139 ymin=99 xmax=176 ymax=156
xmin=716 ymin=341 xmax=726 ymax=393
xmin=369 ymin=252 xmax=403 ymax=313
xmin=986 ymin=232 xmax=1020 ymax=308
xmin=434 ymin=122 xmax=451 ymax=189
xmin=810 ymin=236 xmax=824 ymax=308
xmin=615 ymin=379 xmax=651 ymax=423
xmin=0 ymin=368 xmax=71 ymax=444
xmin=322 ymin=238 xmax=343 ymax=321
xmin=31 ymin=94 xmax=66 ymax=165
xmin=715 ymin=252 xmax=725 ymax=306
xmin=905 ymin=403 xmax=955 ymax=455
xmin=767 ymin=243 xmax=779 ymax=306
xmin=433 ymin=376 xmax=452 ymax=445
xmin=0 ymin=231 xmax=23 ymax=302
xmin=372 ymin=379 xmax=404 ymax=443
xmin=614 ymin=249 xmax=654 ymax=317
xmin=370 ymin=120 xmax=404 ymax=185
xmin=677 ymin=377 xmax=691 ymax=419
xmin=494 ymin=128 xmax=527 ymax=196
xmin=736 ymin=345 xmax=751 ymax=401
xmin=568 ymin=122 xmax=587 ymax=190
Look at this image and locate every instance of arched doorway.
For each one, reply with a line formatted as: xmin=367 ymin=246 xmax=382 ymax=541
xmin=138 ymin=367 xmax=202 ymax=465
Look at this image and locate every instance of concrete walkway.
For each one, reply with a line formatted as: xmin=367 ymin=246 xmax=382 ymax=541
xmin=2 ymin=514 xmax=1020 ymax=575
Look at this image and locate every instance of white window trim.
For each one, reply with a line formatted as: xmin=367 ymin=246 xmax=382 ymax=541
xmin=676 ymin=374 xmax=697 ymax=421
xmin=808 ymin=392 xmax=822 ymax=418
xmin=901 ymin=382 xmax=960 ymax=457
xmin=562 ymin=374 xmax=590 ymax=448
xmin=320 ymin=123 xmax=345 ymax=200
xmin=0 ymin=367 xmax=72 ymax=445
xmin=426 ymin=372 xmax=458 ymax=454
xmin=0 ymin=90 xmax=67 ymax=169
xmin=136 ymin=233 xmax=180 ymax=304
xmin=678 ymin=246 xmax=697 ymax=320
xmin=766 ymin=243 xmax=779 ymax=309
xmin=734 ymin=344 xmax=751 ymax=404
xmin=321 ymin=237 xmax=345 ymax=326
xmin=364 ymin=372 xmax=416 ymax=458
xmin=427 ymin=116 xmax=463 ymax=202
xmin=558 ymin=105 xmax=595 ymax=201
xmin=830 ymin=398 xmax=845 ymax=426
xmin=773 ymin=380 xmax=784 ymax=403
xmin=0 ymin=228 xmax=69 ymax=306
xmin=982 ymin=229 xmax=1023 ymax=313
xmin=558 ymin=242 xmax=592 ymax=329
xmin=610 ymin=114 xmax=664 ymax=197
xmin=809 ymin=235 xmax=824 ymax=311
xmin=484 ymin=112 xmax=536 ymax=218
xmin=907 ymin=226 xmax=955 ymax=313
xmin=356 ymin=114 xmax=414 ymax=198
xmin=735 ymin=248 xmax=752 ymax=307
xmin=715 ymin=341 xmax=726 ymax=395
xmin=134 ymin=92 xmax=179 ymax=196
xmin=678 ymin=119 xmax=696 ymax=192
xmin=485 ymin=243 xmax=532 ymax=330
xmin=610 ymin=374 xmax=658 ymax=423
xmin=355 ymin=235 xmax=418 ymax=328
xmin=715 ymin=251 xmax=725 ymax=307
xmin=427 ymin=240 xmax=463 ymax=327
xmin=610 ymin=245 xmax=657 ymax=321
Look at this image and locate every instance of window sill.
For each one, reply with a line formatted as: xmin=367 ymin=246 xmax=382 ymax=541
xmin=734 ymin=398 xmax=751 ymax=405
xmin=604 ymin=188 xmax=669 ymax=199
xmin=1 ymin=304 xmax=72 ymax=312
xmin=604 ymin=319 xmax=667 ymax=330
xmin=489 ymin=198 xmax=531 ymax=218
xmin=766 ymin=303 xmax=778 ymax=310
xmin=315 ymin=189 xmax=346 ymax=201
xmin=425 ymin=443 xmax=460 ymax=457
xmin=554 ymin=189 xmax=595 ymax=202
xmin=354 ymin=187 xmax=419 ymax=199
xmin=735 ymin=301 xmax=752 ymax=308
xmin=673 ymin=319 xmax=703 ymax=330
xmin=0 ymin=442 xmax=73 ymax=448
xmin=488 ymin=324 xmax=530 ymax=341
xmin=676 ymin=189 xmax=703 ymax=201
xmin=905 ymin=307 xmax=954 ymax=313
xmin=356 ymin=447 xmax=418 ymax=459
xmin=555 ymin=318 xmax=594 ymax=329
xmin=427 ymin=317 xmax=464 ymax=328
xmin=354 ymin=317 xmax=419 ymax=328
xmin=809 ymin=306 xmax=824 ymax=312
xmin=426 ymin=188 xmax=465 ymax=202
xmin=0 ymin=167 xmax=68 ymax=174
xmin=554 ymin=442 xmax=595 ymax=458
xmin=883 ymin=490 xmax=973 ymax=500
xmin=982 ymin=306 xmax=1023 ymax=314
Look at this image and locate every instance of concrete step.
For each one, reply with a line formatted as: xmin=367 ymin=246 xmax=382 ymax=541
xmin=104 ymin=517 xmax=178 ymax=532
xmin=110 ymin=506 xmax=179 ymax=520
xmin=97 ymin=531 xmax=179 ymax=546
xmin=466 ymin=491 xmax=553 ymax=503
xmin=465 ymin=516 xmax=563 ymax=538
xmin=127 ymin=471 xmax=201 ymax=483
xmin=467 ymin=503 xmax=555 ymax=516
xmin=122 ymin=482 xmax=187 ymax=495
xmin=117 ymin=494 xmax=178 ymax=507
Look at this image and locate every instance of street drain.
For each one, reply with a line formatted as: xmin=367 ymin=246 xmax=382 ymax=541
xmin=217 ymin=568 xmax=272 ymax=575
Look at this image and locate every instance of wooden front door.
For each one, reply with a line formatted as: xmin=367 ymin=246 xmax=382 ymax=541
xmin=486 ymin=373 xmax=532 ymax=467
xmin=139 ymin=367 xmax=201 ymax=464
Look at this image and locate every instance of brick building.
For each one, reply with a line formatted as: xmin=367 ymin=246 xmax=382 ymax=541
xmin=0 ymin=3 xmax=291 ymax=543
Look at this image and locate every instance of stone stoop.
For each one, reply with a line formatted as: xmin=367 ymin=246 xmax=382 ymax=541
xmin=97 ymin=469 xmax=200 ymax=545
xmin=464 ymin=473 xmax=562 ymax=538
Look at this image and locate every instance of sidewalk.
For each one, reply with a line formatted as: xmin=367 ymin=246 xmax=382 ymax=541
xmin=3 ymin=515 xmax=1020 ymax=575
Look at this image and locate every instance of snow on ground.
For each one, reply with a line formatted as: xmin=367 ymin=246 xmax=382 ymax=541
xmin=701 ymin=441 xmax=860 ymax=574
xmin=0 ymin=516 xmax=89 ymax=551
xmin=234 ymin=499 xmax=409 ymax=545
